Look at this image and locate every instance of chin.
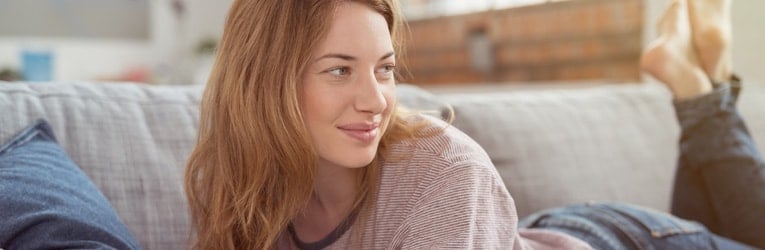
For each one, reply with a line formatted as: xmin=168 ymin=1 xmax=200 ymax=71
xmin=343 ymin=152 xmax=378 ymax=168
xmin=329 ymin=147 xmax=379 ymax=169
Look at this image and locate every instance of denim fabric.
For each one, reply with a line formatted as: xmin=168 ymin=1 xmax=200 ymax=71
xmin=519 ymin=202 xmax=753 ymax=250
xmin=672 ymin=79 xmax=765 ymax=248
xmin=0 ymin=120 xmax=140 ymax=250
xmin=521 ymin=81 xmax=763 ymax=249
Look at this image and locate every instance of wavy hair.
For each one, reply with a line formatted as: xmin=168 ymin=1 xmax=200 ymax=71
xmin=184 ymin=0 xmax=413 ymax=248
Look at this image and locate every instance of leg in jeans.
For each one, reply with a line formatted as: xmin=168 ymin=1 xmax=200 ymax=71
xmin=672 ymin=78 xmax=765 ymax=248
xmin=519 ymin=202 xmax=755 ymax=250
xmin=520 ymin=85 xmax=761 ymax=249
xmin=521 ymin=0 xmax=763 ymax=248
xmin=519 ymin=0 xmax=765 ymax=249
xmin=643 ymin=0 xmax=765 ymax=247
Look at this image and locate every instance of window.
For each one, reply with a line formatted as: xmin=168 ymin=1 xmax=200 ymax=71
xmin=401 ymin=0 xmax=567 ymax=20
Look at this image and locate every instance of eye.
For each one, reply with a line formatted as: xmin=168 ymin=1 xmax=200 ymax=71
xmin=326 ymin=67 xmax=350 ymax=77
xmin=376 ymin=64 xmax=396 ymax=75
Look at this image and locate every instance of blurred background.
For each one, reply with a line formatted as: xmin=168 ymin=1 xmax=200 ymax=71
xmin=0 ymin=0 xmax=762 ymax=86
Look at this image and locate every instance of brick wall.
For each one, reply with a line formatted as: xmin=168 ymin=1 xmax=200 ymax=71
xmin=403 ymin=0 xmax=643 ymax=85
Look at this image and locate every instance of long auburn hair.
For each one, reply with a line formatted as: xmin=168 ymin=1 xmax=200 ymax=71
xmin=184 ymin=0 xmax=412 ymax=248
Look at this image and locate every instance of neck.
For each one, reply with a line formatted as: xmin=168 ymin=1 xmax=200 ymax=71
xmin=290 ymin=161 xmax=360 ymax=242
xmin=311 ymin=161 xmax=359 ymax=213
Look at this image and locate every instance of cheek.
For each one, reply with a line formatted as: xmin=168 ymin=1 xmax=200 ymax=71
xmin=301 ymin=75 xmax=328 ymax=113
xmin=299 ymin=80 xmax=327 ymax=128
xmin=300 ymin=79 xmax=347 ymax=128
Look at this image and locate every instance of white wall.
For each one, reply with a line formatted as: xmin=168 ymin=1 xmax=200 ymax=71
xmin=0 ymin=0 xmax=233 ymax=84
xmin=730 ymin=0 xmax=765 ymax=85
xmin=183 ymin=0 xmax=234 ymax=52
xmin=644 ymin=0 xmax=765 ymax=85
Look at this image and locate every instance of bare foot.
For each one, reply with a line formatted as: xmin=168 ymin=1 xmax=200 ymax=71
xmin=688 ymin=0 xmax=733 ymax=83
xmin=641 ymin=0 xmax=712 ymax=100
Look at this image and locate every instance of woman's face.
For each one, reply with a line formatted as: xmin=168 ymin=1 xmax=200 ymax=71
xmin=301 ymin=2 xmax=396 ymax=169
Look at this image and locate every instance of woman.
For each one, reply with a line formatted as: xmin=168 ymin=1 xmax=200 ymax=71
xmin=185 ymin=0 xmax=764 ymax=249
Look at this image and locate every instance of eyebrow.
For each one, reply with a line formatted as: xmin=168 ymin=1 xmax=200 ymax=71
xmin=315 ymin=52 xmax=395 ymax=62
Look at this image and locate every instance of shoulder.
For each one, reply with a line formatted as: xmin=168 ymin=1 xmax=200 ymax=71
xmin=380 ymin=113 xmax=503 ymax=193
xmin=389 ymin=113 xmax=493 ymax=169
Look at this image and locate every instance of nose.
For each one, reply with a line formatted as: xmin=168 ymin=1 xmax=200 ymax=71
xmin=354 ymin=71 xmax=387 ymax=114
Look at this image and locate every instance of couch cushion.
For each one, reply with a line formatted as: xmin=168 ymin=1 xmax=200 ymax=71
xmin=0 ymin=120 xmax=140 ymax=249
xmin=0 ymin=82 xmax=203 ymax=249
xmin=440 ymin=82 xmax=681 ymax=217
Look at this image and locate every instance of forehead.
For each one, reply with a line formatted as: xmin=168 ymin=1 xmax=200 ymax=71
xmin=313 ymin=2 xmax=393 ymax=58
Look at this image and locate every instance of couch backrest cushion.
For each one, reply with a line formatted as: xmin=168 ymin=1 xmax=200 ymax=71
xmin=396 ymin=84 xmax=451 ymax=118
xmin=440 ymin=83 xmax=681 ymax=217
xmin=0 ymin=82 xmax=203 ymax=249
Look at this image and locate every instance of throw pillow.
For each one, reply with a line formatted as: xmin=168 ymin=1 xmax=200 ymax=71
xmin=0 ymin=120 xmax=140 ymax=249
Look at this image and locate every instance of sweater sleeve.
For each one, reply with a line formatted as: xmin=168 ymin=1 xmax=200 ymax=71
xmin=391 ymin=160 xmax=524 ymax=249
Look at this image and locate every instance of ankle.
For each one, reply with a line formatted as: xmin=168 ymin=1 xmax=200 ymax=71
xmin=641 ymin=39 xmax=713 ymax=100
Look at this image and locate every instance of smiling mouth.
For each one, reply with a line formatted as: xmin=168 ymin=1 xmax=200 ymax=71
xmin=337 ymin=123 xmax=380 ymax=144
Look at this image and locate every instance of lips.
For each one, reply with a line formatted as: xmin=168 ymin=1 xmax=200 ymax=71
xmin=337 ymin=122 xmax=380 ymax=144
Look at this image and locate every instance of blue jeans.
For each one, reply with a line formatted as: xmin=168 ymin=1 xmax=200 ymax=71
xmin=520 ymin=80 xmax=765 ymax=249
xmin=0 ymin=121 xmax=140 ymax=249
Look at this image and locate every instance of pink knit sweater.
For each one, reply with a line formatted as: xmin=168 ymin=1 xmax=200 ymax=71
xmin=279 ymin=115 xmax=591 ymax=249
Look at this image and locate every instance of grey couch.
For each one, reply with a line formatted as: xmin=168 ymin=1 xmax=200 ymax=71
xmin=1 ymin=81 xmax=763 ymax=249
